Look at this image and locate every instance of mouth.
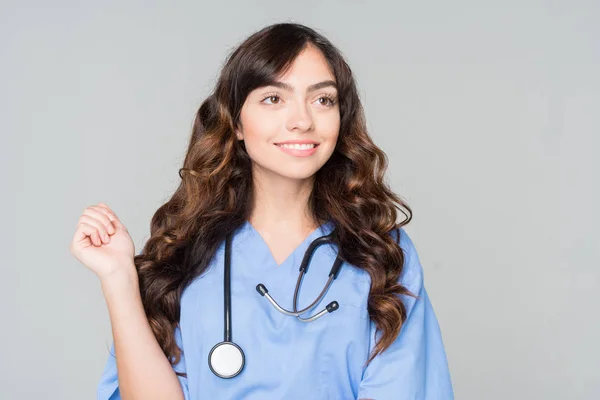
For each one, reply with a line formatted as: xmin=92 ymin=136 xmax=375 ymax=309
xmin=274 ymin=143 xmax=320 ymax=150
xmin=274 ymin=142 xmax=320 ymax=157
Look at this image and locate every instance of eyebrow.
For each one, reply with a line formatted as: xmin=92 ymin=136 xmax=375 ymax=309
xmin=267 ymin=79 xmax=338 ymax=93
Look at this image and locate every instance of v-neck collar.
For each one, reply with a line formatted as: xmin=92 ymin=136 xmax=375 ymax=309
xmin=230 ymin=220 xmax=337 ymax=326
xmin=238 ymin=220 xmax=335 ymax=270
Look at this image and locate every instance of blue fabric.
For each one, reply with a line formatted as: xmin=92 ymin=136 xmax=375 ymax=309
xmin=97 ymin=222 xmax=453 ymax=399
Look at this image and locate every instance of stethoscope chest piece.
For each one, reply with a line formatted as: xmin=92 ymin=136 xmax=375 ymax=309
xmin=208 ymin=341 xmax=245 ymax=379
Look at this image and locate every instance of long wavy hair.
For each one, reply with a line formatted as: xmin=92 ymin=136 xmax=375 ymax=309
xmin=135 ymin=22 xmax=413 ymax=371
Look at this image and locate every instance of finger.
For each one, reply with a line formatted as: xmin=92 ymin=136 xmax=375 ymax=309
xmin=79 ymin=215 xmax=110 ymax=244
xmin=96 ymin=203 xmax=126 ymax=231
xmin=81 ymin=210 xmax=112 ymax=240
xmin=77 ymin=222 xmax=103 ymax=247
xmin=96 ymin=203 xmax=116 ymax=221
xmin=87 ymin=206 xmax=116 ymax=234
xmin=78 ymin=218 xmax=107 ymax=246
xmin=73 ymin=222 xmax=93 ymax=247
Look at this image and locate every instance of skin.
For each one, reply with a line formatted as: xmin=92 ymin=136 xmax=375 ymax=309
xmin=235 ymin=43 xmax=341 ymax=182
xmin=235 ymin=44 xmax=341 ymax=264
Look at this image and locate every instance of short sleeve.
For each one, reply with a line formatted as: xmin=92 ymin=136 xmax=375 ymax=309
xmin=97 ymin=325 xmax=190 ymax=400
xmin=357 ymin=228 xmax=454 ymax=400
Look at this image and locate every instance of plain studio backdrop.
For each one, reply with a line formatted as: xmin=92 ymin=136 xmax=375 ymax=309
xmin=1 ymin=1 xmax=598 ymax=399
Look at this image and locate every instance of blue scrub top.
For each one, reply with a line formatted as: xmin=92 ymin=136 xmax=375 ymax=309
xmin=98 ymin=221 xmax=454 ymax=399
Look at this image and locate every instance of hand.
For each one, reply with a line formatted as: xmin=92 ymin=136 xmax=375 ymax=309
xmin=69 ymin=202 xmax=136 ymax=281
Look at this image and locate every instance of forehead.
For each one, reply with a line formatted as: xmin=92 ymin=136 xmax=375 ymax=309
xmin=277 ymin=44 xmax=335 ymax=84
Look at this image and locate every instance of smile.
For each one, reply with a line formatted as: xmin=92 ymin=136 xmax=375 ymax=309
xmin=275 ymin=143 xmax=318 ymax=150
xmin=274 ymin=142 xmax=320 ymax=157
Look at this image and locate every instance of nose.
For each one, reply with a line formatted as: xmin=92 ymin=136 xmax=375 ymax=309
xmin=285 ymin=101 xmax=314 ymax=133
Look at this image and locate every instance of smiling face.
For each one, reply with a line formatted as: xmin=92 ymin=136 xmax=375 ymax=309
xmin=235 ymin=44 xmax=341 ymax=182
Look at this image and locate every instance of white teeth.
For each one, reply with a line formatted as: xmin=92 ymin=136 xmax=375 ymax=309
xmin=277 ymin=143 xmax=317 ymax=150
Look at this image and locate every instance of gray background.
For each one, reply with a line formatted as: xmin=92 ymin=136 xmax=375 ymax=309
xmin=1 ymin=1 xmax=598 ymax=399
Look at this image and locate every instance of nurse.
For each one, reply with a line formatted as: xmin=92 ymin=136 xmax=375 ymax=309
xmin=70 ymin=22 xmax=454 ymax=399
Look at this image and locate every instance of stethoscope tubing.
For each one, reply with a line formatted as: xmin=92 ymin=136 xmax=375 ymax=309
xmin=255 ymin=229 xmax=343 ymax=322
xmin=210 ymin=226 xmax=343 ymax=378
xmin=223 ymin=234 xmax=234 ymax=342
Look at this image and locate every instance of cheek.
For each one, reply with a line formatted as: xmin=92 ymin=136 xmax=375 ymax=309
xmin=241 ymin=110 xmax=280 ymax=146
xmin=320 ymin=117 xmax=341 ymax=150
xmin=321 ymin=111 xmax=340 ymax=135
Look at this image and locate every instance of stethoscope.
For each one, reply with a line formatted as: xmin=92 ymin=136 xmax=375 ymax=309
xmin=208 ymin=228 xmax=344 ymax=379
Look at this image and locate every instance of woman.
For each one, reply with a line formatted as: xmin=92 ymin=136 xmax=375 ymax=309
xmin=70 ymin=22 xmax=453 ymax=399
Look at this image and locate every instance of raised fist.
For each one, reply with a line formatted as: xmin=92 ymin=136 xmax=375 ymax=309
xmin=69 ymin=202 xmax=136 ymax=281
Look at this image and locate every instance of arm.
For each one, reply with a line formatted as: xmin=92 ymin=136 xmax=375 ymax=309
xmin=356 ymin=228 xmax=454 ymax=400
xmin=69 ymin=203 xmax=188 ymax=399
xmin=98 ymin=267 xmax=187 ymax=400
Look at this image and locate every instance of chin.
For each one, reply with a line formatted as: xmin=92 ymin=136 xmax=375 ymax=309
xmin=279 ymin=171 xmax=319 ymax=181
xmin=269 ymin=166 xmax=321 ymax=182
xmin=252 ymin=160 xmax=326 ymax=182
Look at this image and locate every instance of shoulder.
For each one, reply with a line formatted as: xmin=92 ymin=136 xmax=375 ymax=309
xmin=347 ymin=227 xmax=424 ymax=288
xmin=391 ymin=227 xmax=424 ymax=292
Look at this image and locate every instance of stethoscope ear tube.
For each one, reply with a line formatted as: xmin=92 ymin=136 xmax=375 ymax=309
xmin=257 ymin=230 xmax=343 ymax=322
xmin=256 ymin=283 xmax=268 ymax=296
xmin=296 ymin=300 xmax=339 ymax=323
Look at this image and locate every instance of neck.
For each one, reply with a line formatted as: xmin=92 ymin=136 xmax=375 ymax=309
xmin=248 ymin=170 xmax=317 ymax=234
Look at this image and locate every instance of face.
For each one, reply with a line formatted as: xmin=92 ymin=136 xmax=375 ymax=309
xmin=235 ymin=44 xmax=341 ymax=183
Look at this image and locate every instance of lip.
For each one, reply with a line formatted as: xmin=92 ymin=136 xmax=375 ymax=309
xmin=274 ymin=140 xmax=320 ymax=145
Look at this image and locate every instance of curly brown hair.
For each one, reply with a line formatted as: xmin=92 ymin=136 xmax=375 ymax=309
xmin=134 ymin=22 xmax=414 ymax=373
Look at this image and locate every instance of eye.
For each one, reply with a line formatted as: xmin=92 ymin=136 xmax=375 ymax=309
xmin=316 ymin=95 xmax=337 ymax=107
xmin=261 ymin=94 xmax=282 ymax=105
